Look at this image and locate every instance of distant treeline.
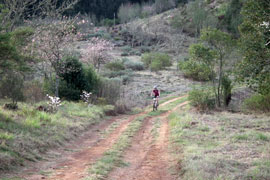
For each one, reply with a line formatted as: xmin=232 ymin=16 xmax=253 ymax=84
xmin=73 ymin=0 xmax=150 ymax=19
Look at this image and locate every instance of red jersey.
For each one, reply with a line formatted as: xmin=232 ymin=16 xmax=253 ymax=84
xmin=153 ymin=89 xmax=159 ymax=97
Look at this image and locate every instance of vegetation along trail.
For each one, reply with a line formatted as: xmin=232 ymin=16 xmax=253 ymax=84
xmin=14 ymin=96 xmax=187 ymax=180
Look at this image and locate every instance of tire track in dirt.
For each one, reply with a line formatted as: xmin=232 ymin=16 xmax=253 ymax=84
xmin=19 ymin=115 xmax=136 ymax=180
xmin=45 ymin=114 xmax=142 ymax=180
xmin=17 ymin=96 xmax=187 ymax=180
xmin=108 ymin=100 xmax=188 ymax=180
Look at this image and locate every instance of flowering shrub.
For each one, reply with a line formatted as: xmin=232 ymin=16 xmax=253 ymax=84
xmin=47 ymin=94 xmax=61 ymax=112
xmin=80 ymin=91 xmax=92 ymax=104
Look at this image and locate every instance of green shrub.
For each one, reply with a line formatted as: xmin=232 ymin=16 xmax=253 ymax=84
xmin=118 ymin=3 xmax=141 ymax=23
xmin=102 ymin=69 xmax=133 ymax=78
xmin=97 ymin=78 xmax=122 ymax=105
xmin=124 ymin=59 xmax=144 ymax=71
xmin=121 ymin=52 xmax=129 ymax=56
xmin=105 ymin=61 xmax=125 ymax=71
xmin=84 ymin=65 xmax=100 ymax=94
xmin=221 ymin=75 xmax=233 ymax=106
xmin=0 ymin=72 xmax=25 ymax=106
xmin=141 ymin=52 xmax=172 ymax=71
xmin=178 ymin=60 xmax=213 ymax=81
xmin=140 ymin=46 xmax=152 ymax=53
xmin=243 ymin=94 xmax=270 ymax=113
xmin=58 ymin=56 xmax=87 ymax=101
xmin=188 ymin=88 xmax=216 ymax=111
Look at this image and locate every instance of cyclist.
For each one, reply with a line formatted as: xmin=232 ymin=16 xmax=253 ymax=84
xmin=151 ymin=85 xmax=160 ymax=106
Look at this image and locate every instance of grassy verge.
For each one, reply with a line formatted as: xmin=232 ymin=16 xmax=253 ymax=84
xmin=99 ymin=118 xmax=126 ymax=139
xmin=0 ymin=101 xmax=112 ymax=172
xmin=151 ymin=117 xmax=161 ymax=141
xmin=160 ymin=96 xmax=188 ymax=111
xmin=84 ymin=115 xmax=148 ymax=180
xmin=169 ymin=105 xmax=270 ymax=180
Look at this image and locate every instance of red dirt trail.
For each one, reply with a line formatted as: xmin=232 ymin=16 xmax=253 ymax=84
xmin=18 ymin=114 xmax=139 ymax=180
xmin=5 ymin=96 xmax=187 ymax=180
xmin=108 ymin=101 xmax=188 ymax=180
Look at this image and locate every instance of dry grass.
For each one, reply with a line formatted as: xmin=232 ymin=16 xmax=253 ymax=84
xmin=0 ymin=101 xmax=109 ymax=173
xmin=169 ymin=105 xmax=270 ymax=180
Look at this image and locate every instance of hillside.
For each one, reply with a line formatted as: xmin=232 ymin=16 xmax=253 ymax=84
xmin=1 ymin=0 xmax=270 ymax=179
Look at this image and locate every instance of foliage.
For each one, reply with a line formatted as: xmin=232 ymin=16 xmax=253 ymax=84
xmin=46 ymin=95 xmax=62 ymax=113
xmin=83 ymin=65 xmax=100 ymax=94
xmin=97 ymin=78 xmax=122 ymax=105
xmin=1 ymin=0 xmax=79 ymax=31
xmin=0 ymin=72 xmax=24 ymax=106
xmin=58 ymin=56 xmax=87 ymax=101
xmin=237 ymin=0 xmax=270 ymax=95
xmin=154 ymin=0 xmax=176 ymax=14
xmin=179 ymin=43 xmax=215 ymax=81
xmin=0 ymin=102 xmax=105 ymax=171
xmin=23 ymin=80 xmax=45 ymax=103
xmin=186 ymin=0 xmax=218 ymax=36
xmin=105 ymin=61 xmax=125 ymax=71
xmin=221 ymin=0 xmax=243 ymax=37
xmin=243 ymin=94 xmax=270 ymax=113
xmin=178 ymin=60 xmax=213 ymax=81
xmin=200 ymin=28 xmax=234 ymax=107
xmin=80 ymin=91 xmax=92 ymax=104
xmin=81 ymin=37 xmax=113 ymax=72
xmin=188 ymin=88 xmax=216 ymax=111
xmin=141 ymin=52 xmax=172 ymax=71
xmin=118 ymin=3 xmax=141 ymax=23
xmin=123 ymin=59 xmax=144 ymax=71
xmin=0 ymin=27 xmax=33 ymax=74
xmin=221 ymin=75 xmax=232 ymax=107
xmin=32 ymin=18 xmax=79 ymax=97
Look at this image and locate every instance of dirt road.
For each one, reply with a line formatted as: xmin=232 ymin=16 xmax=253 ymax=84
xmin=12 ymin=96 xmax=187 ymax=180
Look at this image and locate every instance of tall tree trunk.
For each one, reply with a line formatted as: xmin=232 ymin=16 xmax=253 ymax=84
xmin=55 ymin=75 xmax=60 ymax=97
xmin=217 ymin=54 xmax=223 ymax=107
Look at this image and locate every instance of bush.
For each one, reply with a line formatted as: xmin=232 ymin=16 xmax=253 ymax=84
xmin=84 ymin=65 xmax=100 ymax=94
xmin=97 ymin=78 xmax=122 ymax=105
xmin=0 ymin=72 xmax=24 ymax=106
xmin=105 ymin=61 xmax=125 ymax=71
xmin=58 ymin=56 xmax=87 ymax=101
xmin=243 ymin=94 xmax=270 ymax=113
xmin=124 ymin=59 xmax=144 ymax=71
xmin=141 ymin=52 xmax=172 ymax=71
xmin=24 ymin=81 xmax=45 ymax=103
xmin=188 ymin=88 xmax=216 ymax=111
xmin=154 ymin=0 xmax=176 ymax=14
xmin=221 ymin=75 xmax=233 ymax=106
xmin=118 ymin=3 xmax=141 ymax=23
xmin=178 ymin=60 xmax=213 ymax=81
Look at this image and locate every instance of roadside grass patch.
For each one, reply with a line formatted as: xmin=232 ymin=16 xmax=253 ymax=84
xmin=160 ymin=96 xmax=188 ymax=111
xmin=100 ymin=118 xmax=126 ymax=139
xmin=247 ymin=160 xmax=270 ymax=179
xmin=169 ymin=107 xmax=270 ymax=179
xmin=85 ymin=115 xmax=148 ymax=180
xmin=0 ymin=102 xmax=107 ymax=172
xmin=151 ymin=118 xmax=161 ymax=141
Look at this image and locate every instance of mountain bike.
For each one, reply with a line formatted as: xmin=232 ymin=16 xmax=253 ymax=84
xmin=153 ymin=97 xmax=158 ymax=111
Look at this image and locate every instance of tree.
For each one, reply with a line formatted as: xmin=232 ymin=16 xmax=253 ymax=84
xmin=0 ymin=71 xmax=25 ymax=108
xmin=81 ymin=37 xmax=113 ymax=72
xmin=200 ymin=28 xmax=234 ymax=107
xmin=0 ymin=0 xmax=79 ymax=31
xmin=32 ymin=18 xmax=79 ymax=97
xmin=238 ymin=0 xmax=270 ymax=95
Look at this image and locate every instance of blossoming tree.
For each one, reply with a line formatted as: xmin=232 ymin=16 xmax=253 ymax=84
xmin=32 ymin=17 xmax=80 ymax=97
xmin=81 ymin=37 xmax=114 ymax=72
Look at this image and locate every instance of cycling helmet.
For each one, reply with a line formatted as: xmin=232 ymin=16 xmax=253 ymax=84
xmin=153 ymin=85 xmax=158 ymax=89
